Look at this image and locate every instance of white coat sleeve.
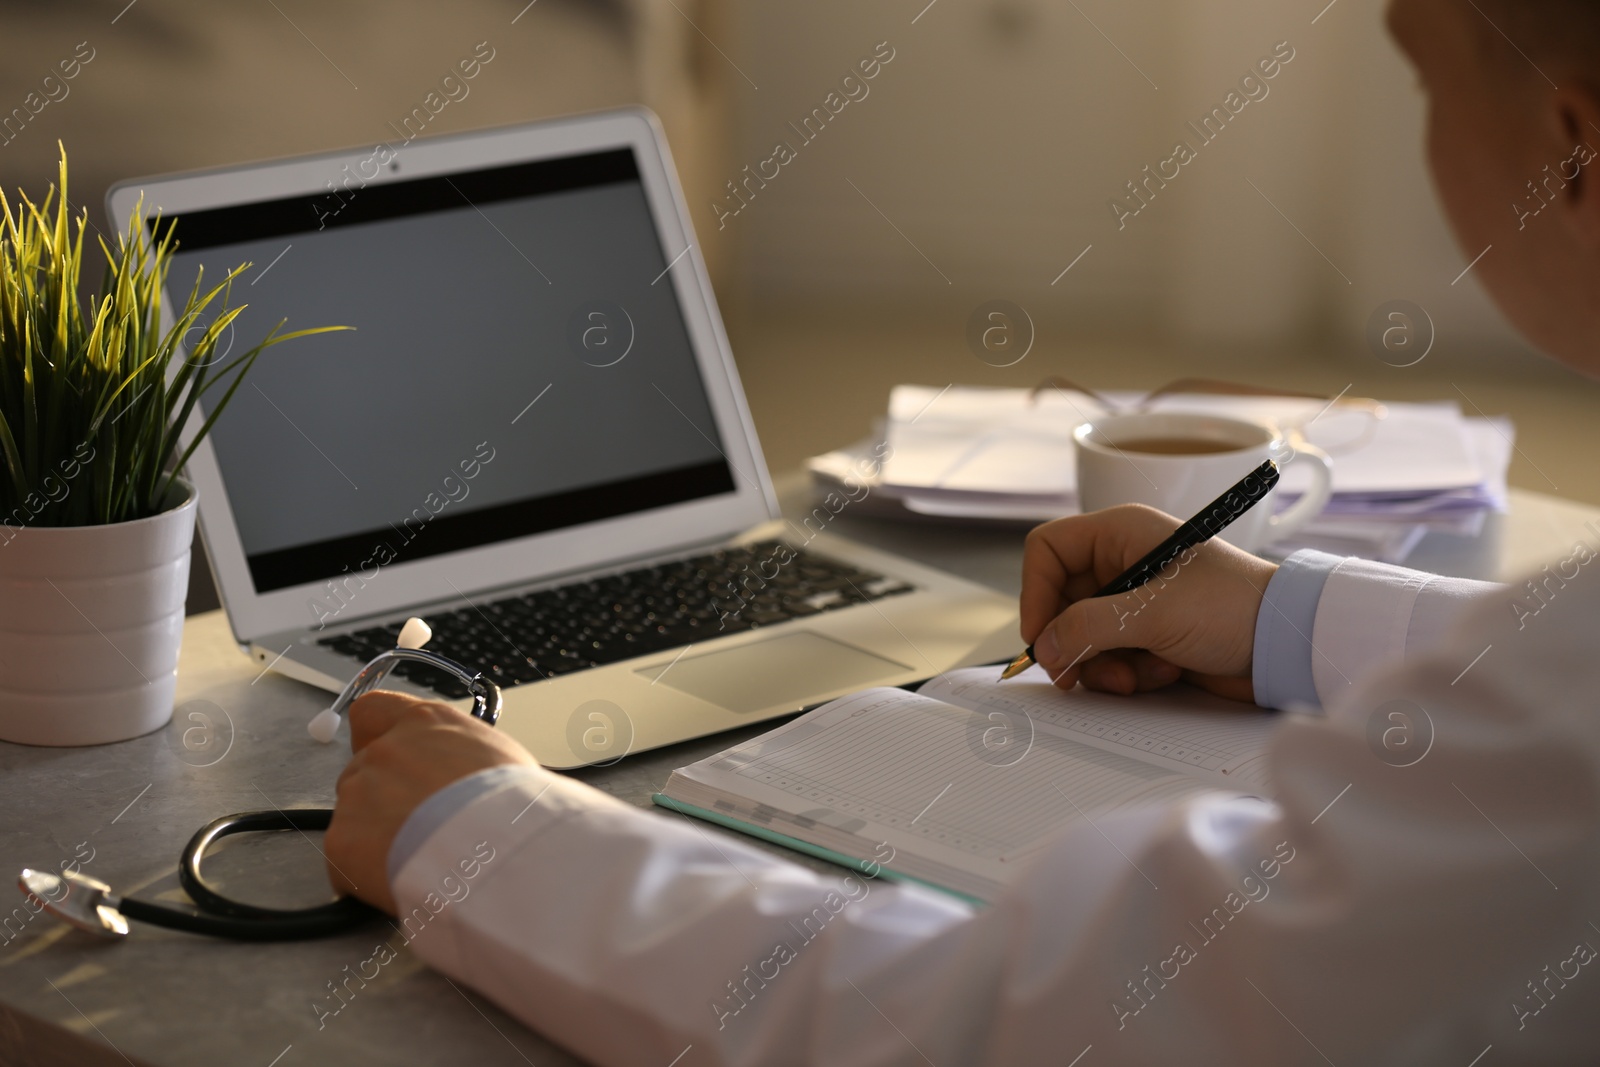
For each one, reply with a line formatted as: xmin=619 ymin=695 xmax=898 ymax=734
xmin=390 ymin=550 xmax=1600 ymax=1066
xmin=1308 ymin=556 xmax=1502 ymax=704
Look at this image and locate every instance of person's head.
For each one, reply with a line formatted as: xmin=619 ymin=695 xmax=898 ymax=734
xmin=1388 ymin=0 xmax=1600 ymax=374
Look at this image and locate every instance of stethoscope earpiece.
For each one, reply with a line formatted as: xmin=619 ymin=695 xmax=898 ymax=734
xmin=308 ymin=617 xmax=500 ymax=743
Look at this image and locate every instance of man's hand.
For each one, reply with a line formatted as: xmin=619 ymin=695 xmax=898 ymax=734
xmin=1022 ymin=504 xmax=1278 ymax=703
xmin=325 ymin=691 xmax=537 ymax=914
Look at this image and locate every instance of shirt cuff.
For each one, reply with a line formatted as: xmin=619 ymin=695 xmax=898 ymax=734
xmin=1252 ymin=549 xmax=1345 ymax=711
xmin=387 ymin=765 xmax=538 ymax=886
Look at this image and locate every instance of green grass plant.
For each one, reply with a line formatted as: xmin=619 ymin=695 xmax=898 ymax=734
xmin=0 ymin=146 xmax=347 ymax=527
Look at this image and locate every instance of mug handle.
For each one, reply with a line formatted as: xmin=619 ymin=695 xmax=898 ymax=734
xmin=1266 ymin=435 xmax=1334 ymax=545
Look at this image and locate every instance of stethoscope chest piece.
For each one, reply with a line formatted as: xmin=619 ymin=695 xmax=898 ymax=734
xmin=19 ymin=868 xmax=131 ymax=939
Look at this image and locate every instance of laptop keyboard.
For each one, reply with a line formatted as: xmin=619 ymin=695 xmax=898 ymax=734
xmin=314 ymin=541 xmax=915 ymax=699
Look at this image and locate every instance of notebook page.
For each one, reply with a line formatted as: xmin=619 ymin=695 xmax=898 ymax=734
xmin=667 ymin=686 xmax=1235 ymax=894
xmin=919 ymin=665 xmax=1277 ymax=788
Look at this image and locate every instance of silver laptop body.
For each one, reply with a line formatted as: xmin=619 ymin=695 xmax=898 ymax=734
xmin=107 ymin=109 xmax=1016 ymax=768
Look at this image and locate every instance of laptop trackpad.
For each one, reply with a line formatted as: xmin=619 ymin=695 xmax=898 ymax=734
xmin=637 ymin=631 xmax=911 ymax=713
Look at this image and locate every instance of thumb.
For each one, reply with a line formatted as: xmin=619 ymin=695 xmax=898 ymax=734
xmin=1034 ymin=591 xmax=1159 ymax=687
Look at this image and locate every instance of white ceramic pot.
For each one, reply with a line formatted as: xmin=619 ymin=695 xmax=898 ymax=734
xmin=0 ymin=481 xmax=195 ymax=746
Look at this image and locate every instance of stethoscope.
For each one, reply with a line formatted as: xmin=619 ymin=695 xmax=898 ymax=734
xmin=16 ymin=618 xmax=501 ymax=942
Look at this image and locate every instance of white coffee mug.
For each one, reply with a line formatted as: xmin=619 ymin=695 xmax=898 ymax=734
xmin=1073 ymin=412 xmax=1333 ymax=553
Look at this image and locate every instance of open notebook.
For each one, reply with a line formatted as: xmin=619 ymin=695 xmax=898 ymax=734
xmin=653 ymin=665 xmax=1279 ymax=904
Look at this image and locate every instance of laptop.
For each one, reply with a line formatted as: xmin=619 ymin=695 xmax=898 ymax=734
xmin=106 ymin=108 xmax=1017 ymax=768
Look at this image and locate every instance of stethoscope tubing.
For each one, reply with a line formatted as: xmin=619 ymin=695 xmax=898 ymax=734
xmin=98 ymin=647 xmax=500 ymax=941
xmin=114 ymin=809 xmax=379 ymax=941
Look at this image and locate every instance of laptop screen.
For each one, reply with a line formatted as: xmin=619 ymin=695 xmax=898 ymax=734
xmin=157 ymin=148 xmax=735 ymax=595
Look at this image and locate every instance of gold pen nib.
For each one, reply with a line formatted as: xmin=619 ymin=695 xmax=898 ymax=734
xmin=998 ymin=648 xmax=1035 ymax=681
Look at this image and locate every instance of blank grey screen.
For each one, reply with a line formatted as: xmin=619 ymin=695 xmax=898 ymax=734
xmin=163 ymin=151 xmax=734 ymax=593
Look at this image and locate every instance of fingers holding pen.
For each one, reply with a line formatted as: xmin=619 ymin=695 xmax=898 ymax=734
xmin=1020 ymin=506 xmax=1188 ymax=642
xmin=1031 ymin=586 xmax=1163 ymax=690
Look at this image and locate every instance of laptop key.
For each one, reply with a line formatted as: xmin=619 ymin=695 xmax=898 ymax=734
xmin=314 ymin=543 xmax=913 ymax=699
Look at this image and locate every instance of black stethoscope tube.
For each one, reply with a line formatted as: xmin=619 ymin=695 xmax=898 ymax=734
xmin=85 ymin=645 xmax=501 ymax=941
xmin=116 ymin=809 xmax=380 ymax=941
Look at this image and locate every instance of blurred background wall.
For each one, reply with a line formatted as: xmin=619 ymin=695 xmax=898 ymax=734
xmin=0 ymin=0 xmax=735 ymax=274
xmin=726 ymin=0 xmax=1493 ymax=344
xmin=2 ymin=0 xmax=1597 ymax=604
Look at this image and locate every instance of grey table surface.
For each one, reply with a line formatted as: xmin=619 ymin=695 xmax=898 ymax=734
xmin=3 ymin=476 xmax=1597 ymax=1067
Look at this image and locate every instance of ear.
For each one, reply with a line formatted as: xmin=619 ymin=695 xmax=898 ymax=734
xmin=1551 ymin=82 xmax=1600 ymax=247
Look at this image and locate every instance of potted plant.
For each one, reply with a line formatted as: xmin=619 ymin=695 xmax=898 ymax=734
xmin=0 ymin=149 xmax=346 ymax=746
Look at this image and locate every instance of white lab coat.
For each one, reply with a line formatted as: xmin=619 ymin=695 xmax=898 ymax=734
xmin=391 ymin=551 xmax=1600 ymax=1065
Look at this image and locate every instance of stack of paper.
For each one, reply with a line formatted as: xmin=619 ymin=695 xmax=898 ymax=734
xmin=807 ymin=385 xmax=1515 ymax=564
